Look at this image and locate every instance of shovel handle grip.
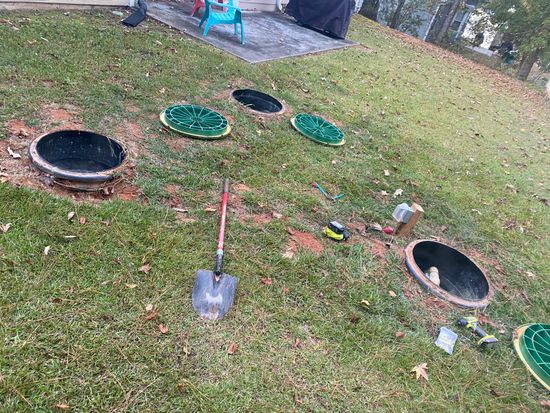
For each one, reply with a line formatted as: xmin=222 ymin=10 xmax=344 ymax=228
xmin=215 ymin=179 xmax=230 ymax=275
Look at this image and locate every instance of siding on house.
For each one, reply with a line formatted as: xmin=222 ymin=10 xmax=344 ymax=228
xmin=239 ymin=0 xmax=288 ymax=12
xmin=0 ymin=0 xmax=133 ymax=6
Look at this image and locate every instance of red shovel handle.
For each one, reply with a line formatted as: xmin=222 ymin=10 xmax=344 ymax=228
xmin=215 ymin=179 xmax=230 ymax=275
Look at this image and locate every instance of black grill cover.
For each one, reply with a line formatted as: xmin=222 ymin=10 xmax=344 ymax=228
xmin=285 ymin=0 xmax=355 ymax=39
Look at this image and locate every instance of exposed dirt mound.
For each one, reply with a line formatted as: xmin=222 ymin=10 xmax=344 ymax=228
xmin=283 ymin=230 xmax=324 ymax=258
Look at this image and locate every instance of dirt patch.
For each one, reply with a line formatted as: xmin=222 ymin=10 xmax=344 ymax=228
xmin=252 ymin=213 xmax=273 ymax=226
xmin=283 ymin=230 xmax=324 ymax=258
xmin=165 ymin=136 xmax=191 ymax=152
xmin=41 ymin=103 xmax=83 ymax=129
xmin=6 ymin=119 xmax=35 ymax=138
xmin=232 ymin=183 xmax=252 ymax=193
xmin=363 ymin=237 xmax=390 ymax=259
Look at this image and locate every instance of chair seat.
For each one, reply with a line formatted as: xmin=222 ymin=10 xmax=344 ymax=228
xmin=210 ymin=11 xmax=236 ymax=21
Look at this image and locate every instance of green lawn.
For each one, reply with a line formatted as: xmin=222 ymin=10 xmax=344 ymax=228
xmin=1 ymin=10 xmax=549 ymax=412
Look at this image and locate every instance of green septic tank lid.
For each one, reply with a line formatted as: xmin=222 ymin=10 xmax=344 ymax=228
xmin=290 ymin=114 xmax=345 ymax=146
xmin=160 ymin=104 xmax=230 ymax=139
xmin=513 ymin=323 xmax=550 ymax=391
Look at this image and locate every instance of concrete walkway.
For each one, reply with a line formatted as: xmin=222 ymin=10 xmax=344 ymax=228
xmin=147 ymin=1 xmax=356 ymax=63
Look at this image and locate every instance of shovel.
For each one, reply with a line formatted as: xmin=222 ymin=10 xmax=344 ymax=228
xmin=192 ymin=179 xmax=238 ymax=320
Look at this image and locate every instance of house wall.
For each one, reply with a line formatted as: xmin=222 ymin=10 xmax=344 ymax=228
xmin=239 ymin=0 xmax=288 ymax=12
xmin=0 ymin=0 xmax=134 ymax=7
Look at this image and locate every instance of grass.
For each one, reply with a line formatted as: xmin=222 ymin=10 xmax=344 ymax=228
xmin=1 ymin=9 xmax=549 ymax=412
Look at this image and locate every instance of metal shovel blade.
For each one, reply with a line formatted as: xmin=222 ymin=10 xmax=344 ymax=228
xmin=192 ymin=270 xmax=237 ymax=320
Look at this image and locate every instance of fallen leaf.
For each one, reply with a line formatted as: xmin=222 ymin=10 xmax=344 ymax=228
xmin=44 ymin=245 xmax=51 ymax=255
xmin=0 ymin=223 xmax=12 ymax=233
xmin=159 ymin=323 xmax=169 ymax=334
xmin=67 ymin=211 xmax=75 ymax=221
xmin=360 ymin=299 xmax=370 ymax=307
xmin=145 ymin=303 xmax=154 ymax=312
xmin=7 ymin=146 xmax=21 ymax=159
xmin=331 ymin=160 xmax=337 ymax=165
xmin=282 ymin=286 xmax=289 ymax=294
xmin=260 ymin=277 xmax=273 ymax=285
xmin=203 ymin=207 xmax=217 ymax=212
xmin=79 ymin=216 xmax=86 ymax=225
xmin=382 ymin=226 xmax=394 ymax=234
xmin=144 ymin=309 xmax=159 ymax=321
xmin=272 ymin=212 xmax=283 ymax=219
xmin=55 ymin=404 xmax=70 ymax=410
xmin=177 ymin=383 xmax=186 ymax=393
xmin=227 ymin=342 xmax=238 ymax=354
xmin=393 ymin=188 xmax=403 ymax=198
xmin=139 ymin=264 xmax=151 ymax=274
xmin=368 ymin=223 xmax=383 ymax=232
xmin=388 ymin=290 xmax=397 ymax=297
xmin=411 ymin=363 xmax=428 ymax=381
xmin=63 ymin=235 xmax=77 ymax=241
xmin=125 ymin=283 xmax=137 ymax=289
xmin=396 ymin=331 xmax=405 ymax=339
xmin=380 ymin=190 xmax=388 ymax=197
xmin=478 ymin=314 xmax=499 ymax=329
xmin=525 ymin=271 xmax=536 ymax=279
xmin=349 ymin=313 xmax=360 ymax=323
xmin=541 ymin=400 xmax=550 ymax=408
xmin=384 ymin=169 xmax=390 ymax=176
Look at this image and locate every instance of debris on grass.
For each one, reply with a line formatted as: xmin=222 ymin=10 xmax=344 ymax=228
xmin=79 ymin=216 xmax=86 ymax=225
xmin=260 ymin=277 xmax=273 ymax=285
xmin=393 ymin=188 xmax=403 ymax=198
xmin=396 ymin=331 xmax=405 ymax=339
xmin=125 ymin=283 xmax=137 ymax=289
xmin=67 ymin=211 xmax=75 ymax=221
xmin=44 ymin=245 xmax=51 ymax=255
xmin=139 ymin=263 xmax=151 ymax=274
xmin=388 ymin=290 xmax=397 ymax=297
xmin=159 ymin=324 xmax=169 ymax=334
xmin=435 ymin=327 xmax=458 ymax=355
xmin=0 ymin=223 xmax=12 ymax=233
xmin=227 ymin=342 xmax=238 ymax=355
xmin=7 ymin=146 xmax=21 ymax=159
xmin=411 ymin=363 xmax=428 ymax=381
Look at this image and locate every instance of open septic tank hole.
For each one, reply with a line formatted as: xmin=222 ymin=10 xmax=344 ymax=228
xmin=232 ymin=89 xmax=284 ymax=114
xmin=404 ymin=240 xmax=492 ymax=308
xmin=29 ymin=130 xmax=127 ymax=184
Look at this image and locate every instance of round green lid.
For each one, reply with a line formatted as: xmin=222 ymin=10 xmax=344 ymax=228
xmin=160 ymin=104 xmax=230 ymax=139
xmin=291 ymin=114 xmax=345 ymax=146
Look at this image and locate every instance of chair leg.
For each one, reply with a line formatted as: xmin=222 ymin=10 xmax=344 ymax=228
xmin=199 ymin=14 xmax=207 ymax=28
xmin=203 ymin=21 xmax=212 ymax=36
xmin=240 ymin=21 xmax=245 ymax=44
xmin=190 ymin=5 xmax=198 ymax=16
xmin=234 ymin=23 xmax=238 ymax=35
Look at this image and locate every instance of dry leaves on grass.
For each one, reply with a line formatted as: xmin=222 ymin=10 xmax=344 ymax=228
xmin=139 ymin=263 xmax=151 ymax=274
xmin=260 ymin=277 xmax=273 ymax=285
xmin=144 ymin=309 xmax=159 ymax=321
xmin=396 ymin=331 xmax=406 ymax=339
xmin=393 ymin=188 xmax=403 ymax=198
xmin=7 ymin=146 xmax=21 ymax=159
xmin=388 ymin=290 xmax=397 ymax=297
xmin=145 ymin=303 xmax=154 ymax=312
xmin=55 ymin=403 xmax=70 ymax=410
xmin=227 ymin=342 xmax=238 ymax=355
xmin=1 ymin=223 xmax=12 ymax=233
xmin=67 ymin=211 xmax=75 ymax=221
xmin=79 ymin=216 xmax=86 ymax=225
xmin=159 ymin=324 xmax=169 ymax=334
xmin=411 ymin=363 xmax=428 ymax=381
xmin=541 ymin=400 xmax=550 ymax=409
xmin=44 ymin=245 xmax=51 ymax=255
xmin=125 ymin=283 xmax=137 ymax=289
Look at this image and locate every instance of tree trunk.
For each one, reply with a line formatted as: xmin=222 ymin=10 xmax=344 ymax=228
xmin=517 ymin=50 xmax=539 ymax=81
xmin=434 ymin=0 xmax=462 ymax=44
xmin=359 ymin=0 xmax=380 ymax=21
xmin=389 ymin=0 xmax=406 ymax=29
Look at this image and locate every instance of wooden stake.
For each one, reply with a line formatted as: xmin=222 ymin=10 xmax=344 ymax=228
xmin=395 ymin=203 xmax=424 ymax=237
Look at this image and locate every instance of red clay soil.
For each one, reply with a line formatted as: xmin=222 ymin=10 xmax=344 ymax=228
xmin=283 ymin=231 xmax=324 ymax=258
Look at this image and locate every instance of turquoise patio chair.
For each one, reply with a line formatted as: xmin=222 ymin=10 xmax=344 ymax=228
xmin=199 ymin=0 xmax=245 ymax=45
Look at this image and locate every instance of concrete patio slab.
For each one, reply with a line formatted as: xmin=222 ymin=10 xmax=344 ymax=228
xmin=147 ymin=1 xmax=356 ymax=63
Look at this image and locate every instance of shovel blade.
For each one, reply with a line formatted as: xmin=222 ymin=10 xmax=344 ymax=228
xmin=192 ymin=270 xmax=237 ymax=320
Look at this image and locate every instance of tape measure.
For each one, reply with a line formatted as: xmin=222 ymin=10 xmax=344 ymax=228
xmin=323 ymin=221 xmax=350 ymax=242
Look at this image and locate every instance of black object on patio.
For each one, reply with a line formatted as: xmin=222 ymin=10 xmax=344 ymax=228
xmin=285 ymin=0 xmax=356 ymax=39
